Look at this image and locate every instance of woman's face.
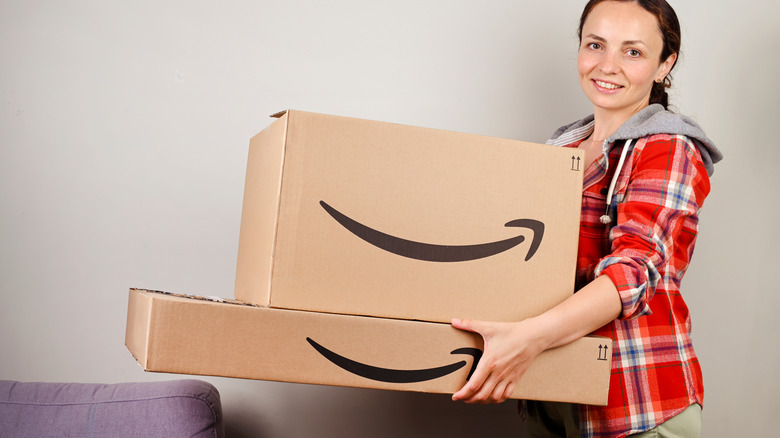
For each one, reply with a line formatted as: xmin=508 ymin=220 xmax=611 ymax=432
xmin=577 ymin=1 xmax=676 ymax=115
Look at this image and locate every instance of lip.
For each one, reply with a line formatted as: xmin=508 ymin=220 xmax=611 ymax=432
xmin=592 ymin=79 xmax=624 ymax=93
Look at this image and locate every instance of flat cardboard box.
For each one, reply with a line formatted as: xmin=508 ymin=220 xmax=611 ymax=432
xmin=126 ymin=289 xmax=610 ymax=405
xmin=235 ymin=110 xmax=584 ymax=323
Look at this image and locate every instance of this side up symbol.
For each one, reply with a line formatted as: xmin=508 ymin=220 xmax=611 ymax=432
xmin=571 ymin=155 xmax=581 ymax=171
xmin=598 ymin=344 xmax=610 ymax=361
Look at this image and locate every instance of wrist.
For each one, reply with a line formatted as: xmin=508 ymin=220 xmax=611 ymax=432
xmin=517 ymin=315 xmax=556 ymax=353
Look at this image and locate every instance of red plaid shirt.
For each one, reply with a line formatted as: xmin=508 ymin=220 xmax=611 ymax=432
xmin=565 ymin=133 xmax=709 ymax=437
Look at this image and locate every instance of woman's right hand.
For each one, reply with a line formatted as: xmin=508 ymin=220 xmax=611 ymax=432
xmin=451 ymin=276 xmax=623 ymax=403
xmin=450 ymin=317 xmax=546 ymax=404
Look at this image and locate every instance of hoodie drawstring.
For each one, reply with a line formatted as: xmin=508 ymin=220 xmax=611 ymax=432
xmin=599 ymin=139 xmax=634 ymax=225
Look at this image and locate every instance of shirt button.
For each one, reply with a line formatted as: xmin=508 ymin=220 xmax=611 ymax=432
xmin=600 ymin=188 xmax=608 ymax=195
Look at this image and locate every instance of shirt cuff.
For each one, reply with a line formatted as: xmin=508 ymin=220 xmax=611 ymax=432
xmin=597 ymin=261 xmax=654 ymax=320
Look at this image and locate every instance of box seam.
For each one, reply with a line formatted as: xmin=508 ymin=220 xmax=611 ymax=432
xmin=267 ymin=110 xmax=291 ymax=304
xmin=144 ymin=291 xmax=156 ymax=370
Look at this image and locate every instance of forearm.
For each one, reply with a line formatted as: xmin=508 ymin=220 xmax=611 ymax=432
xmin=528 ymin=275 xmax=622 ymax=351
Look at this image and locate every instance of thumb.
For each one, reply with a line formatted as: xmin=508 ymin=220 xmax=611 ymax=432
xmin=451 ymin=318 xmax=490 ymax=336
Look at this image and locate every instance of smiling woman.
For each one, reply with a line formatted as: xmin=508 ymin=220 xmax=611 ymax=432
xmin=450 ymin=1 xmax=723 ymax=437
xmin=577 ymin=6 xmax=674 ymax=117
xmin=575 ymin=0 xmax=680 ymax=168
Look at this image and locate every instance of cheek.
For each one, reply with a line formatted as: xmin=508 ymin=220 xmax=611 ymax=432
xmin=627 ymin=64 xmax=658 ymax=88
xmin=576 ymin=55 xmax=590 ymax=78
xmin=577 ymin=52 xmax=598 ymax=77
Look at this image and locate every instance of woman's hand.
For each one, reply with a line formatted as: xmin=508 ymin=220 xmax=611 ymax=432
xmin=450 ymin=317 xmax=546 ymax=404
xmin=450 ymin=276 xmax=622 ymax=404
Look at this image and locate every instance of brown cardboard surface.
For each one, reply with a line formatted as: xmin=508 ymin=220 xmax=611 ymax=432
xmin=234 ymin=112 xmax=289 ymax=307
xmin=126 ymin=289 xmax=610 ymax=405
xmin=235 ymin=110 xmax=584 ymax=323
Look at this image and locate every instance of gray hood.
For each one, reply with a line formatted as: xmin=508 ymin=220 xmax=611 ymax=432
xmin=547 ymin=104 xmax=723 ymax=176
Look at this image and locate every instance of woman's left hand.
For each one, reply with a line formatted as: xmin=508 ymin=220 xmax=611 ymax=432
xmin=450 ymin=317 xmax=546 ymax=404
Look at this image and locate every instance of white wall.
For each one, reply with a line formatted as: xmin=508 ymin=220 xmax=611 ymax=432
xmin=1 ymin=1 xmax=777 ymax=436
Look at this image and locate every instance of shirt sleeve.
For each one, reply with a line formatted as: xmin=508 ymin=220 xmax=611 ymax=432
xmin=593 ymin=135 xmax=711 ymax=320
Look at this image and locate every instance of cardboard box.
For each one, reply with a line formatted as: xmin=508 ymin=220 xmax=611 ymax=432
xmin=235 ymin=110 xmax=584 ymax=323
xmin=126 ymin=289 xmax=610 ymax=405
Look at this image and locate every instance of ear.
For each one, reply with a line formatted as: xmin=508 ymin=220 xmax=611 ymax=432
xmin=656 ymin=52 xmax=678 ymax=82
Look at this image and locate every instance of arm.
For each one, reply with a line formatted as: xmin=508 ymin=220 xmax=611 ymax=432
xmin=594 ymin=136 xmax=710 ymax=320
xmin=452 ymin=135 xmax=710 ymax=404
xmin=451 ymin=275 xmax=621 ymax=403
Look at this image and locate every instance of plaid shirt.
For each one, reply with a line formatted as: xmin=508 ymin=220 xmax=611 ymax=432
xmin=564 ymin=131 xmax=709 ymax=437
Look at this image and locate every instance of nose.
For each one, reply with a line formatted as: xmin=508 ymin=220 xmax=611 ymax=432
xmin=599 ymin=50 xmax=621 ymax=74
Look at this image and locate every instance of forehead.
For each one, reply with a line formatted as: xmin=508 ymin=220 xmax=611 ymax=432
xmin=583 ymin=1 xmax=663 ymax=45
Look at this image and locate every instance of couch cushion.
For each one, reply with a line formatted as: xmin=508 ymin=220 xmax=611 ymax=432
xmin=0 ymin=379 xmax=223 ymax=438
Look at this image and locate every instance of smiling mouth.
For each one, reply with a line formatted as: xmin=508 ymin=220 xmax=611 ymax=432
xmin=319 ymin=201 xmax=544 ymax=262
xmin=594 ymin=80 xmax=623 ymax=90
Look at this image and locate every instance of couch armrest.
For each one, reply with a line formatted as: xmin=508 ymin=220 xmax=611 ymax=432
xmin=0 ymin=379 xmax=224 ymax=438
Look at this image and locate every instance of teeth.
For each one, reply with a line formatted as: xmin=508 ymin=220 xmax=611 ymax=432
xmin=596 ymin=80 xmax=621 ymax=90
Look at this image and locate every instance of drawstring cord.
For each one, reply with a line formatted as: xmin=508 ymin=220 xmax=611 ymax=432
xmin=599 ymin=139 xmax=634 ymax=225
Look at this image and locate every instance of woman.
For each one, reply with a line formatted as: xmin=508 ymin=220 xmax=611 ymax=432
xmin=451 ymin=1 xmax=723 ymax=436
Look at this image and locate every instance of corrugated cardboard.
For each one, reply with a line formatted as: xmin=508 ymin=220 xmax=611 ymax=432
xmin=235 ymin=110 xmax=584 ymax=323
xmin=126 ymin=289 xmax=610 ymax=405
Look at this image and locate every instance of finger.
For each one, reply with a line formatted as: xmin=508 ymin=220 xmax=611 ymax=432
xmin=452 ymin=381 xmax=476 ymax=401
xmin=452 ymin=372 xmax=483 ymax=401
xmin=451 ymin=318 xmax=491 ymax=336
xmin=502 ymin=381 xmax=516 ymax=402
xmin=459 ymin=363 xmax=501 ymax=404
xmin=451 ymin=318 xmax=475 ymax=332
xmin=463 ymin=361 xmax=517 ymax=404
xmin=464 ymin=376 xmax=501 ymax=404
xmin=490 ymin=380 xmax=510 ymax=404
xmin=452 ymin=357 xmax=492 ymax=401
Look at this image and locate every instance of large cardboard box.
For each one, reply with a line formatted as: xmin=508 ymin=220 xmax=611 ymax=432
xmin=235 ymin=110 xmax=584 ymax=323
xmin=126 ymin=289 xmax=611 ymax=405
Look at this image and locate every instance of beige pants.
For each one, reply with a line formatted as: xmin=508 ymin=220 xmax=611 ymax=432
xmin=629 ymin=404 xmax=701 ymax=438
xmin=526 ymin=402 xmax=702 ymax=438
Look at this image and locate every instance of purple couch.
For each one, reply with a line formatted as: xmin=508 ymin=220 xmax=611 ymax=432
xmin=0 ymin=379 xmax=224 ymax=437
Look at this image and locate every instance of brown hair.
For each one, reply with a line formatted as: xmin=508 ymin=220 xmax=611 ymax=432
xmin=578 ymin=0 xmax=681 ymax=109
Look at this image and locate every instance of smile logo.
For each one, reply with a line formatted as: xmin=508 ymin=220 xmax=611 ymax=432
xmin=307 ymin=337 xmax=482 ymax=383
xmin=320 ymin=201 xmax=544 ymax=262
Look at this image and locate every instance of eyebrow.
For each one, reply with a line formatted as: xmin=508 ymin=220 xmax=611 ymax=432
xmin=584 ymin=34 xmax=648 ymax=46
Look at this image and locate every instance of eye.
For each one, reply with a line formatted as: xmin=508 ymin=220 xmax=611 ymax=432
xmin=587 ymin=42 xmax=602 ymax=50
xmin=626 ymin=49 xmax=642 ymax=57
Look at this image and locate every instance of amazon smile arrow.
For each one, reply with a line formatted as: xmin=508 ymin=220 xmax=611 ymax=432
xmin=320 ymin=201 xmax=544 ymax=262
xmin=307 ymin=337 xmax=482 ymax=384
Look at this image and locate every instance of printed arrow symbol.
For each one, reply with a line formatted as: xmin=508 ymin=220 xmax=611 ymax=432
xmin=320 ymin=201 xmax=544 ymax=262
xmin=307 ymin=337 xmax=483 ymax=384
xmin=598 ymin=344 xmax=610 ymax=361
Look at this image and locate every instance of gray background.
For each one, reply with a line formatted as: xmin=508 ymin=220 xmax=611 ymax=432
xmin=1 ymin=1 xmax=777 ymax=436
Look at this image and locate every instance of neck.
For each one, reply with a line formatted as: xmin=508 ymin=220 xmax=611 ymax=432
xmin=591 ymin=102 xmax=648 ymax=143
